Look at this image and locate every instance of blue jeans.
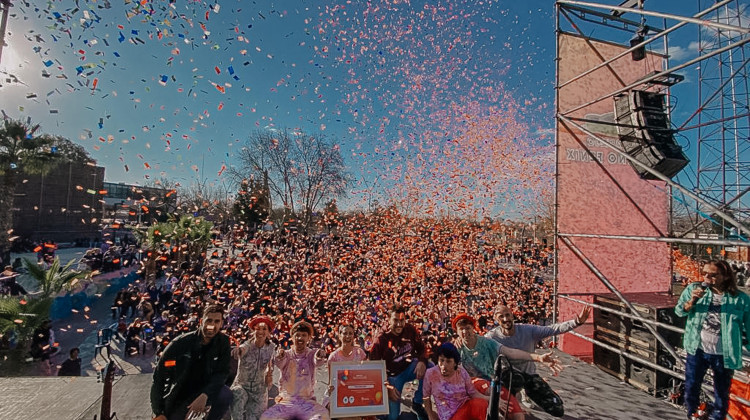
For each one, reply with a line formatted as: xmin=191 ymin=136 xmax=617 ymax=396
xmin=384 ymin=360 xmax=426 ymax=420
xmin=685 ymin=349 xmax=734 ymax=420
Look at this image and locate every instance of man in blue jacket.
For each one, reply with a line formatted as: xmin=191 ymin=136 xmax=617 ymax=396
xmin=676 ymin=259 xmax=750 ymax=420
xmin=151 ymin=303 xmax=233 ymax=420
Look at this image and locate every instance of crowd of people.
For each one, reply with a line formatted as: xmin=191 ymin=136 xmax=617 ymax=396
xmin=139 ymin=213 xmax=568 ymax=420
xmin=121 ymin=213 xmax=554 ymax=361
xmin=79 ymin=243 xmax=141 ymax=273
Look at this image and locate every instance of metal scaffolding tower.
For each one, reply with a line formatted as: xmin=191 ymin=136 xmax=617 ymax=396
xmin=695 ymin=0 xmax=750 ymax=239
xmin=553 ymin=0 xmax=750 ymax=396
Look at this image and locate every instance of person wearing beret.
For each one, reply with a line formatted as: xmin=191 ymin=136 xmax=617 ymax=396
xmin=231 ymin=316 xmax=277 ymax=420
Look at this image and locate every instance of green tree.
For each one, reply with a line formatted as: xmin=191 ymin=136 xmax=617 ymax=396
xmin=141 ymin=215 xmax=214 ymax=278
xmin=0 ymin=258 xmax=87 ymax=350
xmin=233 ymin=178 xmax=270 ymax=228
xmin=0 ymin=258 xmax=86 ymax=374
xmin=0 ymin=296 xmax=53 ymax=349
xmin=23 ymin=258 xmax=89 ymax=300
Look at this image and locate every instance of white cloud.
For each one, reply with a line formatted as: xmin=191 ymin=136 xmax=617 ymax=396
xmin=669 ymin=41 xmax=704 ymax=62
xmin=669 ymin=5 xmax=748 ymax=62
xmin=701 ymin=5 xmax=750 ymax=40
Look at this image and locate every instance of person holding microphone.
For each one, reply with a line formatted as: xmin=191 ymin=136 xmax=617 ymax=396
xmin=676 ymin=259 xmax=750 ymax=420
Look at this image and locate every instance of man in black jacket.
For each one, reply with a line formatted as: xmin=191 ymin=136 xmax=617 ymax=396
xmin=151 ymin=304 xmax=233 ymax=420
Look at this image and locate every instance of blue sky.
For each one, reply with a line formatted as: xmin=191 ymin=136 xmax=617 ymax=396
xmin=0 ymin=0 xmax=741 ymax=217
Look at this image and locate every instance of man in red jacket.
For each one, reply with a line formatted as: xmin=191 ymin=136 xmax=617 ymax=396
xmin=370 ymin=304 xmax=430 ymax=420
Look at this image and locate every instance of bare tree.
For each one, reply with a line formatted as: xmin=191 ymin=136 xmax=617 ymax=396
xmin=177 ymin=179 xmax=232 ymax=225
xmin=233 ymin=129 xmax=348 ymax=231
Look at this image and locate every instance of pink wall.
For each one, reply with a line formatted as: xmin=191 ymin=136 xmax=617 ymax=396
xmin=556 ymin=33 xmax=672 ymax=358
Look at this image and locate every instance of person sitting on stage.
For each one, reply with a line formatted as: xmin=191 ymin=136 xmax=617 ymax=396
xmin=485 ymin=305 xmax=589 ymax=418
xmin=328 ymin=324 xmax=368 ymax=364
xmin=150 ymin=304 xmax=233 ymax=420
xmin=327 ymin=324 xmax=368 ymax=420
xmin=423 ymin=342 xmax=489 ymax=420
xmin=369 ymin=304 xmax=430 ymax=420
xmin=453 ymin=314 xmax=562 ymax=420
xmin=260 ymin=320 xmax=329 ymax=420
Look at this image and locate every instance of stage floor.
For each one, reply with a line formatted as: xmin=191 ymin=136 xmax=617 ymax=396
xmin=0 ymin=350 xmax=687 ymax=420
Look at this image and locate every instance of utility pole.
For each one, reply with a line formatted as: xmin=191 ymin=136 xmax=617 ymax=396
xmin=0 ymin=1 xmax=11 ymax=65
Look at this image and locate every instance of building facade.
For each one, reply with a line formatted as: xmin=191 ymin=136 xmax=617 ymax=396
xmin=13 ymin=162 xmax=105 ymax=243
xmin=102 ymin=181 xmax=175 ymax=226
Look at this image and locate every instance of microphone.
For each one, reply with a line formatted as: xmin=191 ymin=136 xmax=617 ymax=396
xmin=486 ymin=353 xmax=509 ymax=420
xmin=691 ymin=282 xmax=710 ymax=305
xmin=494 ymin=350 xmax=504 ymax=380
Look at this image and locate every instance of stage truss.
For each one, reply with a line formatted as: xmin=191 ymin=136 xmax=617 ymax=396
xmin=553 ymin=0 xmax=750 ymax=395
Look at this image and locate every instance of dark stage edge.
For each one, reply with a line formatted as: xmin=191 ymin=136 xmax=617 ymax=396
xmin=0 ymin=350 xmax=686 ymax=420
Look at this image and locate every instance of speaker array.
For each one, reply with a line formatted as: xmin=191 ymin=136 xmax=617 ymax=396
xmin=613 ymin=90 xmax=689 ymax=179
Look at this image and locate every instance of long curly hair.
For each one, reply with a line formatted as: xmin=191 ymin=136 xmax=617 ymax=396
xmin=705 ymin=259 xmax=739 ymax=296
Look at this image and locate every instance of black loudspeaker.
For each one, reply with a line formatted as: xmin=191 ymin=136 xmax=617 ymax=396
xmin=593 ymin=292 xmax=685 ymax=396
xmin=613 ymin=91 xmax=689 ymax=179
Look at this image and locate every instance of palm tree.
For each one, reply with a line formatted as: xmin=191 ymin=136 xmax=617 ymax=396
xmin=0 ymin=258 xmax=87 ymax=374
xmin=0 ymin=296 xmax=53 ymax=345
xmin=140 ymin=215 xmax=213 ymax=279
xmin=23 ymin=257 xmax=89 ymax=300
xmin=0 ymin=119 xmax=57 ymax=265
xmin=175 ymin=215 xmax=213 ymax=263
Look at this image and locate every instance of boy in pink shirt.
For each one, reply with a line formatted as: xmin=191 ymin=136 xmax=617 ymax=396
xmin=261 ymin=321 xmax=329 ymax=420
